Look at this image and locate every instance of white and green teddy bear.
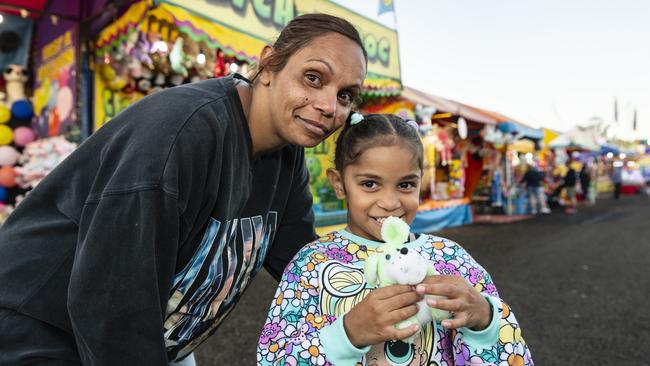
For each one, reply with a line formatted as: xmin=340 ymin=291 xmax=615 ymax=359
xmin=364 ymin=216 xmax=451 ymax=343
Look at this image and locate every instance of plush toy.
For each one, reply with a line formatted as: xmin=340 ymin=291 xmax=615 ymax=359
xmin=436 ymin=126 xmax=454 ymax=166
xmin=169 ymin=37 xmax=189 ymax=77
xmin=3 ymin=64 xmax=28 ymax=106
xmin=364 ymin=216 xmax=451 ymax=343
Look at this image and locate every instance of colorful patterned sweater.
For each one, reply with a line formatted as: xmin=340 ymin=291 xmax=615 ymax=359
xmin=257 ymin=230 xmax=533 ymax=365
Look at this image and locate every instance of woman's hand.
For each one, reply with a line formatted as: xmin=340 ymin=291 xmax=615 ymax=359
xmin=416 ymin=275 xmax=492 ymax=330
xmin=343 ymin=285 xmax=421 ymax=347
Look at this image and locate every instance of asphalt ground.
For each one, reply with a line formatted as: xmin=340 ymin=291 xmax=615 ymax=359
xmin=194 ymin=194 xmax=650 ymax=365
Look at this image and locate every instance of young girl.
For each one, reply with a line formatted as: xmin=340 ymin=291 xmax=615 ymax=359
xmin=257 ymin=114 xmax=533 ymax=365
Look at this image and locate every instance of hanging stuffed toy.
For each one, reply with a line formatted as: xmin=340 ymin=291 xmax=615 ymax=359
xmin=169 ymin=37 xmax=189 ymax=77
xmin=436 ymin=126 xmax=454 ymax=166
xmin=364 ymin=216 xmax=451 ymax=343
xmin=212 ymin=49 xmax=226 ymax=77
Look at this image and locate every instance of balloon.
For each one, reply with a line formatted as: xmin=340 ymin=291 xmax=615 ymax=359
xmin=0 ymin=165 xmax=17 ymax=188
xmin=0 ymin=186 xmax=6 ymax=202
xmin=13 ymin=126 xmax=36 ymax=147
xmin=0 ymin=146 xmax=20 ymax=166
xmin=0 ymin=105 xmax=10 ymax=124
xmin=0 ymin=125 xmax=13 ymax=145
xmin=11 ymin=100 xmax=34 ymax=120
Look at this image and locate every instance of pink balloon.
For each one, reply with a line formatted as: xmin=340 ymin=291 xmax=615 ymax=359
xmin=0 ymin=146 xmax=20 ymax=166
xmin=13 ymin=127 xmax=36 ymax=147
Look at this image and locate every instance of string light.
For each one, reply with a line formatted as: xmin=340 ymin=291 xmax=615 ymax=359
xmin=229 ymin=63 xmax=239 ymax=73
xmin=196 ymin=53 xmax=206 ymax=65
xmin=151 ymin=40 xmax=168 ymax=53
xmin=0 ymin=13 xmax=4 ymax=24
xmin=20 ymin=9 xmax=29 ymax=18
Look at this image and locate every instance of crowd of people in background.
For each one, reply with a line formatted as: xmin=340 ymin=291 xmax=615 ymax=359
xmin=512 ymin=155 xmax=637 ymax=216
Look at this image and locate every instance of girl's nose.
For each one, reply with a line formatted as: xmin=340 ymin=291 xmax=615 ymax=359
xmin=377 ymin=193 xmax=401 ymax=212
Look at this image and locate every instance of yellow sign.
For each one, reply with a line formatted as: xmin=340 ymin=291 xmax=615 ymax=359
xmin=160 ymin=0 xmax=401 ymax=80
xmin=94 ymin=76 xmax=145 ymax=130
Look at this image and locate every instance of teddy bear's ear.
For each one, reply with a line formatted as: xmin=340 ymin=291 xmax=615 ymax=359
xmin=381 ymin=216 xmax=410 ymax=245
xmin=363 ymin=254 xmax=379 ymax=286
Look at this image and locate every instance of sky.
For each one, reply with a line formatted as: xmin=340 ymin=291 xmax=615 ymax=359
xmin=333 ymin=0 xmax=650 ymax=140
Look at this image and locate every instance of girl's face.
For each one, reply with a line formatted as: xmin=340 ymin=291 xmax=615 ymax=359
xmin=260 ymin=32 xmax=366 ymax=147
xmin=329 ymin=144 xmax=422 ymax=242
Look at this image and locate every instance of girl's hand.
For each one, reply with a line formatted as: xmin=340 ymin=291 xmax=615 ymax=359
xmin=416 ymin=275 xmax=492 ymax=330
xmin=343 ymin=285 xmax=421 ymax=347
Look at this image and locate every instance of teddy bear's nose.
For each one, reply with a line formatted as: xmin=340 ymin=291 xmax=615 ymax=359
xmin=400 ymin=247 xmax=409 ymax=255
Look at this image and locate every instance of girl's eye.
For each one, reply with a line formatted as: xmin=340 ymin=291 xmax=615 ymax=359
xmin=399 ymin=182 xmax=416 ymax=190
xmin=305 ymin=73 xmax=321 ymax=86
xmin=361 ymin=181 xmax=377 ymax=189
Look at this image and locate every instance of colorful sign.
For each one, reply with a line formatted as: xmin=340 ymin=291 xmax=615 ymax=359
xmin=363 ymin=100 xmax=415 ymax=120
xmin=32 ymin=28 xmax=77 ymax=137
xmin=93 ymin=73 xmax=146 ymax=130
xmin=305 ymin=132 xmax=343 ymax=212
xmin=159 ymin=0 xmax=401 ymax=80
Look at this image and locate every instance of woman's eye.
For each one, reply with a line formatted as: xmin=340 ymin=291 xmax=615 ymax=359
xmin=305 ymin=73 xmax=321 ymax=86
xmin=399 ymin=182 xmax=416 ymax=190
xmin=338 ymin=91 xmax=353 ymax=105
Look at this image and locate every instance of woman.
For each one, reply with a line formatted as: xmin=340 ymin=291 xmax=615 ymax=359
xmin=0 ymin=13 xmax=366 ymax=365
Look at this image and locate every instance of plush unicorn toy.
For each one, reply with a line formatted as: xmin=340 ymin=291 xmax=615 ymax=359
xmin=364 ymin=216 xmax=451 ymax=343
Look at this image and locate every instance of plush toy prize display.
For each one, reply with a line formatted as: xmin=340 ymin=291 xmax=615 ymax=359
xmin=364 ymin=216 xmax=451 ymax=343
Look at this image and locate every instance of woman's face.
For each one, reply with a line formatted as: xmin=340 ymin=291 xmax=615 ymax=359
xmin=261 ymin=32 xmax=366 ymax=147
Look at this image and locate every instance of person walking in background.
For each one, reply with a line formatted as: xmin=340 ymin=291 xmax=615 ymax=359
xmin=520 ymin=162 xmax=551 ymax=214
xmin=611 ymin=161 xmax=623 ymax=200
xmin=490 ymin=157 xmax=506 ymax=208
xmin=579 ymin=161 xmax=593 ymax=204
xmin=562 ymin=161 xmax=578 ymax=213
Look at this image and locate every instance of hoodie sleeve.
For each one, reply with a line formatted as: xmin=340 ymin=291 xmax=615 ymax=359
xmin=263 ymin=148 xmax=318 ymax=280
xmin=67 ymin=189 xmax=180 ymax=365
xmin=66 ymin=103 xmax=221 ymax=365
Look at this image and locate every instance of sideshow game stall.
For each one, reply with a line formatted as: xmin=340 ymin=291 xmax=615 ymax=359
xmin=0 ymin=0 xmax=102 ymax=223
xmin=399 ymin=87 xmax=503 ymax=232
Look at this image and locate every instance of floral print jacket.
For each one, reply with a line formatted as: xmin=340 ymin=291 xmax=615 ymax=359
xmin=257 ymin=230 xmax=533 ymax=366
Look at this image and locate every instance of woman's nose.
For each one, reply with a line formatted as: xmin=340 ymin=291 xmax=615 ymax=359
xmin=312 ymin=90 xmax=336 ymax=118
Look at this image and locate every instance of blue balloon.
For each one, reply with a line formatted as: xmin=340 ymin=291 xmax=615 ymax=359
xmin=0 ymin=186 xmax=7 ymax=202
xmin=11 ymin=100 xmax=34 ymax=120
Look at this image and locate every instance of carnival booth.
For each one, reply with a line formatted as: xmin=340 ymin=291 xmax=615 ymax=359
xmin=0 ymin=1 xmax=100 ymax=223
xmin=0 ymin=7 xmax=32 ymax=215
xmin=399 ymin=87 xmax=503 ymax=232
xmin=470 ymin=109 xmax=545 ymax=215
xmin=547 ymin=125 xmax=602 ymax=204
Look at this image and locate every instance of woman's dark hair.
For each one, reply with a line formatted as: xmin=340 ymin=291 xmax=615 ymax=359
xmin=334 ymin=114 xmax=424 ymax=172
xmin=251 ymin=13 xmax=367 ymax=80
